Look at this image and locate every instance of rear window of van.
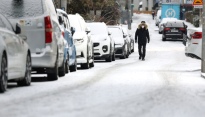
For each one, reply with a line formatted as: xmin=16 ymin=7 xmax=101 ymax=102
xmin=0 ymin=0 xmax=45 ymax=19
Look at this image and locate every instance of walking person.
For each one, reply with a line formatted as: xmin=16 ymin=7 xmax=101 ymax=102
xmin=135 ymin=21 xmax=150 ymax=61
xmin=152 ymin=11 xmax=155 ymax=20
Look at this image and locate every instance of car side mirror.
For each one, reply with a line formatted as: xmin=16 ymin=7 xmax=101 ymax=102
xmin=85 ymin=27 xmax=91 ymax=34
xmin=185 ymin=25 xmax=188 ymax=28
xmin=58 ymin=16 xmax=63 ymax=25
xmin=15 ymin=23 xmax=21 ymax=34
xmin=71 ymin=27 xmax=75 ymax=36
xmin=123 ymin=35 xmax=127 ymax=38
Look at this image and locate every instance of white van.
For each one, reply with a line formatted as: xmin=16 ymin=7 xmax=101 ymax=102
xmin=0 ymin=0 xmax=65 ymax=81
xmin=155 ymin=10 xmax=161 ymax=26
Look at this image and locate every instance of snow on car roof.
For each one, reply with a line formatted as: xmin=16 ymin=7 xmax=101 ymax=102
xmin=87 ymin=22 xmax=107 ymax=35
xmin=161 ymin=18 xmax=178 ymax=24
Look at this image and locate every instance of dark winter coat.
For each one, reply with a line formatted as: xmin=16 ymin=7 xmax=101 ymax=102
xmin=135 ymin=23 xmax=150 ymax=44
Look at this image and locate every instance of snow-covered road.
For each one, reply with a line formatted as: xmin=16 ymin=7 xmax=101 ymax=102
xmin=1 ymin=14 xmax=205 ymax=117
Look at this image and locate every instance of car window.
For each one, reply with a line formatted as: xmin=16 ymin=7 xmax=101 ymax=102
xmin=108 ymin=28 xmax=122 ymax=37
xmin=166 ymin=22 xmax=184 ymax=27
xmin=0 ymin=0 xmax=45 ymax=19
xmin=87 ymin=24 xmax=107 ymax=35
xmin=0 ymin=14 xmax=13 ymax=31
xmin=68 ymin=15 xmax=82 ymax=32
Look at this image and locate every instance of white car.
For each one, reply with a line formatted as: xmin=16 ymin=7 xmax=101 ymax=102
xmin=1 ymin=0 xmax=65 ymax=81
xmin=0 ymin=14 xmax=31 ymax=92
xmin=159 ymin=18 xmax=178 ymax=34
xmin=185 ymin=28 xmax=202 ymax=59
xmin=108 ymin=26 xmax=127 ymax=59
xmin=68 ymin=14 xmax=94 ymax=69
xmin=87 ymin=22 xmax=115 ymax=62
xmin=122 ymin=27 xmax=132 ymax=54
xmin=155 ymin=10 xmax=161 ymax=26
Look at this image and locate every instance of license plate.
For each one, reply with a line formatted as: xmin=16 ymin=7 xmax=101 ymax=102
xmin=171 ymin=30 xmax=178 ymax=32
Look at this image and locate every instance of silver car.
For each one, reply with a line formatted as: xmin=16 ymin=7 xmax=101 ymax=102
xmin=0 ymin=0 xmax=65 ymax=80
xmin=0 ymin=14 xmax=31 ymax=93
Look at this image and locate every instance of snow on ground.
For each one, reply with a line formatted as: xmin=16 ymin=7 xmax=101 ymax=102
xmin=1 ymin=14 xmax=205 ymax=117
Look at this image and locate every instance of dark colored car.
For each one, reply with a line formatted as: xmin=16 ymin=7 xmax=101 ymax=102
xmin=162 ymin=21 xmax=188 ymax=41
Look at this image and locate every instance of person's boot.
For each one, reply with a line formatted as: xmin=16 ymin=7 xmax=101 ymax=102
xmin=139 ymin=56 xmax=142 ymax=60
xmin=142 ymin=58 xmax=145 ymax=61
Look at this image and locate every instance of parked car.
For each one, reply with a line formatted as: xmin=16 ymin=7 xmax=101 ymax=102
xmin=155 ymin=10 xmax=161 ymax=26
xmin=57 ymin=9 xmax=77 ymax=72
xmin=158 ymin=18 xmax=178 ymax=34
xmin=0 ymin=0 xmax=65 ymax=81
xmin=0 ymin=14 xmax=31 ymax=92
xmin=87 ymin=22 xmax=115 ymax=62
xmin=162 ymin=21 xmax=188 ymax=41
xmin=108 ymin=26 xmax=127 ymax=59
xmin=129 ymin=33 xmax=135 ymax=53
xmin=122 ymin=27 xmax=132 ymax=54
xmin=68 ymin=14 xmax=94 ymax=69
xmin=184 ymin=28 xmax=202 ymax=59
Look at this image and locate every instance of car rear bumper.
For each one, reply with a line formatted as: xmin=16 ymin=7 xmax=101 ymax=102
xmin=31 ymin=53 xmax=56 ymax=68
xmin=164 ymin=34 xmax=183 ymax=39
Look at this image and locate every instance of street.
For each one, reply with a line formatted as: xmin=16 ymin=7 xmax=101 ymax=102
xmin=1 ymin=14 xmax=205 ymax=117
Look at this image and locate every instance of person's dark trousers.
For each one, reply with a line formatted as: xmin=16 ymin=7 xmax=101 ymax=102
xmin=138 ymin=44 xmax=146 ymax=59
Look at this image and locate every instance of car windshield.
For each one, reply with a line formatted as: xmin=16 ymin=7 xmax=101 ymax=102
xmin=108 ymin=28 xmax=122 ymax=37
xmin=68 ymin=15 xmax=82 ymax=32
xmin=0 ymin=0 xmax=45 ymax=19
xmin=87 ymin=24 xmax=107 ymax=35
xmin=166 ymin=22 xmax=184 ymax=27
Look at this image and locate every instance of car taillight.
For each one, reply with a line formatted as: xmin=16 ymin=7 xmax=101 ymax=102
xmin=164 ymin=28 xmax=170 ymax=31
xmin=45 ymin=16 xmax=52 ymax=43
xmin=62 ymin=31 xmax=65 ymax=37
xmin=191 ymin=32 xmax=202 ymax=39
xmin=179 ymin=28 xmax=186 ymax=31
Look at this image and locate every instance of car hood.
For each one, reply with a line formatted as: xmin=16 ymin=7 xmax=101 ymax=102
xmin=113 ymin=36 xmax=124 ymax=45
xmin=73 ymin=32 xmax=86 ymax=39
xmin=91 ymin=34 xmax=107 ymax=42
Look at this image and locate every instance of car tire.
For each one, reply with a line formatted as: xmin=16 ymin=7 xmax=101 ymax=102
xmin=70 ymin=55 xmax=77 ymax=72
xmin=159 ymin=31 xmax=162 ymax=34
xmin=120 ymin=47 xmax=126 ymax=59
xmin=59 ymin=58 xmax=65 ymax=77
xmin=106 ymin=44 xmax=112 ymax=62
xmin=81 ymin=46 xmax=90 ymax=69
xmin=17 ymin=54 xmax=32 ymax=86
xmin=90 ymin=46 xmax=94 ymax=67
xmin=65 ymin=53 xmax=69 ymax=74
xmin=162 ymin=37 xmax=166 ymax=41
xmin=112 ymin=52 xmax=115 ymax=61
xmin=47 ymin=56 xmax=58 ymax=81
xmin=0 ymin=53 xmax=7 ymax=93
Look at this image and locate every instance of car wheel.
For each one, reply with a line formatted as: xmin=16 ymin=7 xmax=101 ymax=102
xmin=112 ymin=51 xmax=115 ymax=61
xmin=47 ymin=55 xmax=58 ymax=81
xmin=17 ymin=54 xmax=32 ymax=86
xmin=162 ymin=37 xmax=166 ymax=41
xmin=81 ymin=46 xmax=90 ymax=69
xmin=65 ymin=53 xmax=69 ymax=74
xmin=90 ymin=46 xmax=94 ymax=67
xmin=0 ymin=53 xmax=7 ymax=93
xmin=59 ymin=58 xmax=65 ymax=77
xmin=106 ymin=44 xmax=112 ymax=62
xmin=70 ymin=55 xmax=77 ymax=72
xmin=120 ymin=47 xmax=126 ymax=59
